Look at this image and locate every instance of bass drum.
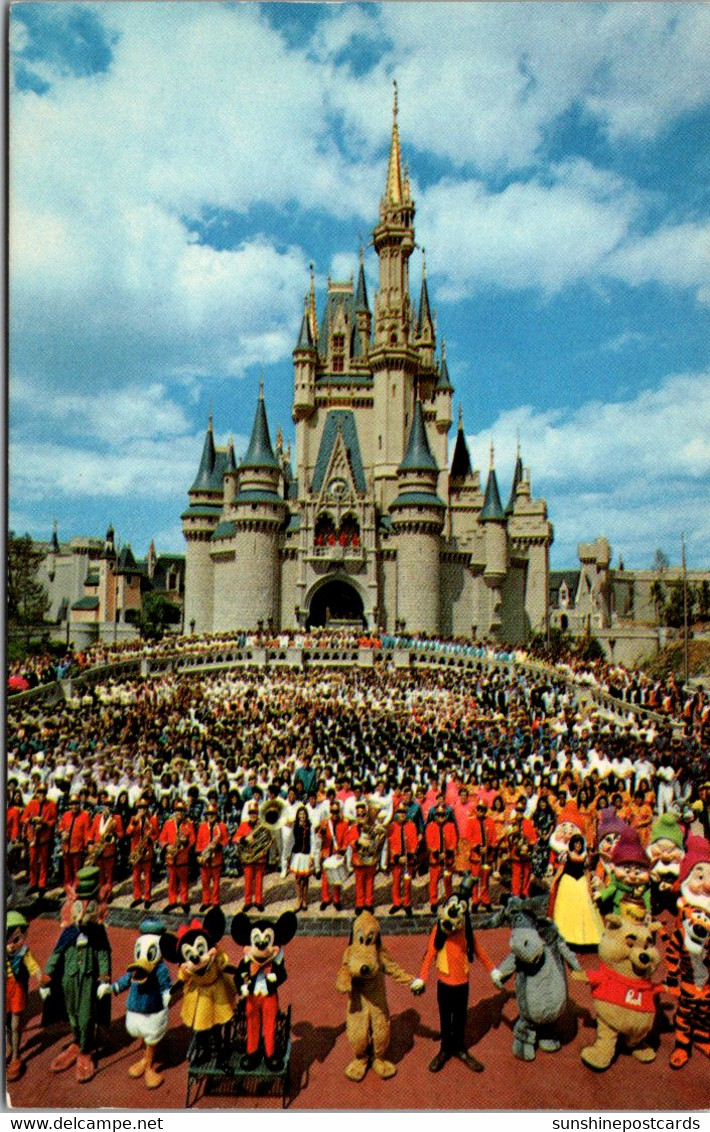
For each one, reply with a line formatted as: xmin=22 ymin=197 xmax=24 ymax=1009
xmin=323 ymin=854 xmax=348 ymax=886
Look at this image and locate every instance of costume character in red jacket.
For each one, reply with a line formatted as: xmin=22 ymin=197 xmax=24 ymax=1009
xmin=231 ymin=911 xmax=297 ymax=1070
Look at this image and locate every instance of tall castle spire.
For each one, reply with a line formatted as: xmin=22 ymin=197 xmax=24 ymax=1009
xmin=385 ymin=80 xmax=404 ymax=207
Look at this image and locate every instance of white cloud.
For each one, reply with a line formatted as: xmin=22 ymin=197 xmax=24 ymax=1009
xmin=466 ymin=370 xmax=710 ymax=567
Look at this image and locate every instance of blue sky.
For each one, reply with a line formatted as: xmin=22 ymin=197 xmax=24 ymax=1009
xmin=9 ymin=1 xmax=710 ymax=569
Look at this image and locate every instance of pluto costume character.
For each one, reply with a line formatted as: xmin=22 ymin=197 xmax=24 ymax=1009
xmin=99 ymin=918 xmax=174 ymax=1088
xmin=336 ymin=910 xmax=424 ymax=1081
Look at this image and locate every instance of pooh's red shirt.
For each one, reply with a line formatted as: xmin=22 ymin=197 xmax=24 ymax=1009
xmin=587 ymin=962 xmax=661 ymax=1012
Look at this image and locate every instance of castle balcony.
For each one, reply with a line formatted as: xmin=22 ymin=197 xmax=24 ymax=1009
xmin=305 ymin=542 xmax=367 ymax=571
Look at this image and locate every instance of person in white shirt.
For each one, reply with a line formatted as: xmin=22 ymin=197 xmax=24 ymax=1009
xmin=279 ymin=786 xmax=300 ymax=877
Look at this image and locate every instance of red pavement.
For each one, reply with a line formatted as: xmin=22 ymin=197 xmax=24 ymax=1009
xmin=6 ymin=917 xmax=709 ymax=1112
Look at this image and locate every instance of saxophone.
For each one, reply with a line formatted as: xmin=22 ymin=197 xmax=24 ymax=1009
xmin=165 ymin=820 xmax=190 ymax=864
xmin=198 ymin=823 xmax=221 ymax=866
xmin=87 ymin=815 xmax=116 ymax=864
xmin=129 ymin=821 xmax=153 ymax=866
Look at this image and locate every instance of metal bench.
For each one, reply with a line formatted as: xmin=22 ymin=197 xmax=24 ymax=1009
xmin=186 ymin=1001 xmax=292 ymax=1108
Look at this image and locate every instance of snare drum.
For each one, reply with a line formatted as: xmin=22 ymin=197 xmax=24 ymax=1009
xmin=323 ymin=854 xmax=347 ymax=886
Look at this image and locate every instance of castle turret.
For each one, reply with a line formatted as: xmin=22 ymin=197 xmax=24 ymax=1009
xmin=182 ymin=413 xmax=223 ymax=633
xmin=390 ymin=399 xmax=444 ymax=634
xmin=416 ymin=251 xmax=435 ymax=371
xmin=480 ymin=444 xmax=507 ymax=636
xmin=213 ymin=386 xmax=286 ymax=631
xmin=354 ymin=248 xmax=372 ymax=363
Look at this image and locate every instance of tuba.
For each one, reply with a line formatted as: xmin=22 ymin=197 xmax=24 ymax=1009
xmin=259 ymin=797 xmax=287 ymax=830
xmin=356 ymin=809 xmax=387 ymax=866
xmin=237 ymin=823 xmax=274 ymax=864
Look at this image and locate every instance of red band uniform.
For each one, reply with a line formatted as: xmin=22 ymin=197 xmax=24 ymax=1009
xmin=87 ymin=796 xmax=124 ymax=901
xmin=466 ymin=804 xmax=498 ymax=909
xmin=126 ymin=799 xmax=160 ymax=905
xmin=159 ymin=801 xmax=196 ymax=909
xmin=425 ymin=807 xmax=458 ymax=909
xmin=507 ymin=800 xmax=538 ymax=898
xmin=346 ymin=803 xmax=378 ymax=913
xmin=387 ymin=807 xmax=419 ymax=912
xmin=234 ymin=802 xmax=268 ymax=910
xmin=58 ymin=796 xmax=92 ymax=893
xmin=21 ymin=786 xmax=57 ymax=895
xmin=195 ymin=805 xmax=229 ymax=909
xmin=318 ymin=806 xmax=349 ymax=908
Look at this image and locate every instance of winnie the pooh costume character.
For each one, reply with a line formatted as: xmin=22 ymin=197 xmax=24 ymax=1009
xmin=335 ymin=910 xmax=424 ymax=1081
xmin=575 ymin=911 xmax=663 ymax=1070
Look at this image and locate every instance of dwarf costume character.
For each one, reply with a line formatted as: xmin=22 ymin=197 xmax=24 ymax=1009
xmin=425 ymin=804 xmax=458 ymax=913
xmin=126 ymin=797 xmax=160 ymax=909
xmin=232 ymin=911 xmax=297 ymax=1071
xmin=100 ymin=917 xmax=174 ymax=1088
xmin=466 ymin=802 xmax=498 ymax=911
xmin=87 ymin=792 xmax=124 ymax=902
xmin=5 ymin=910 xmax=42 ymax=1082
xmin=418 ymin=876 xmax=493 ymax=1073
xmin=677 ymin=836 xmax=710 ymax=918
xmin=593 ymin=810 xmax=629 ymax=887
xmin=597 ymin=826 xmax=651 ymax=917
xmin=159 ymin=799 xmax=195 ymax=914
xmin=234 ymin=801 xmax=269 ymax=912
xmin=195 ymin=804 xmax=229 ymax=912
xmin=387 ymin=804 xmax=418 ymax=916
xmin=646 ymin=812 xmax=685 ymax=917
xmin=40 ymin=866 xmax=111 ymax=1083
xmin=21 ymin=784 xmax=57 ymax=897
xmin=58 ymin=795 xmax=92 ymax=894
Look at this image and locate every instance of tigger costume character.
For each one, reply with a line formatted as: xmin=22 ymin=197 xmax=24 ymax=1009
xmin=664 ymin=862 xmax=710 ymax=1069
xmin=417 ymin=875 xmax=493 ymax=1073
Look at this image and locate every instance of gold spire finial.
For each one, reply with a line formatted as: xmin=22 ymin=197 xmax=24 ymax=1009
xmin=308 ymin=264 xmax=318 ymax=343
xmin=385 ymin=81 xmax=403 ymax=205
xmin=393 ymin=79 xmax=398 ymax=119
xmin=516 ymin=429 xmax=521 ymax=460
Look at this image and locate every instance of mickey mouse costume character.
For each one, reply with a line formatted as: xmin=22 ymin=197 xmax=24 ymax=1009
xmin=231 ymin=910 xmax=297 ymax=1070
xmin=98 ymin=918 xmax=174 ymax=1089
xmin=417 ymin=874 xmax=494 ymax=1073
xmin=39 ymin=865 xmax=112 ymax=1083
xmin=161 ymin=906 xmax=237 ymax=1065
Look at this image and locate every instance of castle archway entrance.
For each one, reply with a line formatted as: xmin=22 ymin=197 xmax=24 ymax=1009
xmin=306 ymin=579 xmax=365 ymax=629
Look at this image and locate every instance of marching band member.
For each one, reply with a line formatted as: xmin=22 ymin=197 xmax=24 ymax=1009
xmin=21 ymin=782 xmax=57 ymax=900
xmin=58 ymin=794 xmax=92 ymax=895
xmin=506 ymin=796 xmax=538 ymax=898
xmin=387 ymin=801 xmax=418 ymax=917
xmin=425 ymin=802 xmax=458 ymax=913
xmin=87 ymin=790 xmax=124 ymax=902
xmin=466 ymin=800 xmax=498 ymax=911
xmin=159 ymin=798 xmax=195 ymax=915
xmin=234 ymin=799 xmax=268 ymax=913
xmin=126 ymin=796 xmax=160 ymax=910
xmin=195 ymin=802 xmax=229 ymax=912
xmin=346 ymin=800 xmax=379 ymax=915
xmin=319 ymin=800 xmax=349 ymax=911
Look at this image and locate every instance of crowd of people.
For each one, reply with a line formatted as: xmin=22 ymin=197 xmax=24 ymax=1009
xmin=6 ymin=645 xmax=709 ymax=921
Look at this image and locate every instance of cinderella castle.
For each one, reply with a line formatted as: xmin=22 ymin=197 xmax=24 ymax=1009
xmin=182 ymin=91 xmax=553 ymax=641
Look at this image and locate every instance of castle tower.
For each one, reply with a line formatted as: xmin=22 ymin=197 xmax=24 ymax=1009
xmin=182 ymin=413 xmax=222 ymax=633
xmin=370 ymin=83 xmax=420 ymax=511
xmin=390 ymin=398 xmax=444 ymax=633
xmin=480 ymin=444 xmax=507 ymax=637
xmin=214 ymin=386 xmax=286 ymax=631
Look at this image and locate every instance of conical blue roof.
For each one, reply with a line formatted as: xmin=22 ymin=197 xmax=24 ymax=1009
xmin=241 ymin=391 xmax=280 ymax=470
xmin=296 ymin=297 xmax=313 ymax=349
xmin=355 ymin=257 xmax=369 ymax=313
xmin=417 ymin=271 xmax=433 ymax=337
xmin=506 ymin=451 xmax=524 ymax=515
xmin=435 ymin=350 xmax=453 ymax=392
xmin=480 ymin=466 xmax=505 ymax=521
xmin=450 ymin=423 xmax=472 ymax=479
xmin=399 ymin=399 xmax=438 ymax=473
xmin=190 ymin=417 xmax=217 ymax=491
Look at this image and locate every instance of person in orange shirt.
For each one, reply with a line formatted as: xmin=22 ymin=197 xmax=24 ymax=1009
xmin=159 ymin=798 xmax=195 ymax=914
xmin=318 ymin=800 xmax=349 ymax=912
xmin=233 ymin=799 xmax=269 ymax=912
xmin=58 ymin=795 xmax=92 ymax=894
xmin=387 ymin=803 xmax=419 ymax=917
xmin=506 ymin=797 xmax=538 ymax=899
xmin=466 ymin=801 xmax=498 ymax=911
xmin=425 ymin=803 xmax=458 ymax=913
xmin=87 ymin=790 xmax=124 ymax=901
xmin=195 ymin=802 xmax=229 ymax=911
xmin=417 ymin=876 xmax=493 ymax=1073
xmin=21 ymin=783 xmax=57 ymax=899
xmin=346 ymin=800 xmax=379 ymax=915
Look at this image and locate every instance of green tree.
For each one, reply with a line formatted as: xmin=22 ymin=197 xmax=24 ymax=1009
xmin=649 ymin=579 xmax=667 ymax=627
xmin=137 ymin=592 xmax=181 ymax=640
xmin=698 ymin=580 xmax=710 ymax=622
xmin=664 ymin=580 xmax=697 ymax=629
xmin=7 ymin=532 xmax=50 ymax=627
xmin=652 ymin=548 xmax=670 ymax=573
